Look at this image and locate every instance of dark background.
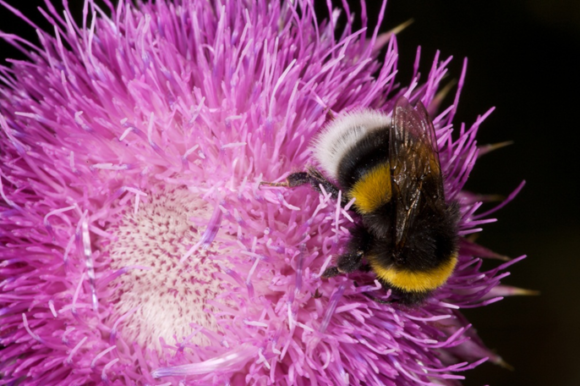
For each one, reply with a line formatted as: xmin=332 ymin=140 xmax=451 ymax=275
xmin=1 ymin=1 xmax=578 ymax=385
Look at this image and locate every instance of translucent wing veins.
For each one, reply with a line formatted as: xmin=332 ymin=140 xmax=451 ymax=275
xmin=390 ymin=97 xmax=445 ymax=249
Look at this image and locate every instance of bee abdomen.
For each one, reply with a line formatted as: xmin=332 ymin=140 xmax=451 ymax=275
xmin=369 ymin=253 xmax=458 ymax=293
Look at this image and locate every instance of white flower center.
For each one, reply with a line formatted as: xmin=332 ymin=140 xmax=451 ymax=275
xmin=108 ymin=187 xmax=230 ymax=351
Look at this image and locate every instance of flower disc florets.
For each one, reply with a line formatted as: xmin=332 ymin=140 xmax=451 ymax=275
xmin=0 ymin=0 xmax=524 ymax=385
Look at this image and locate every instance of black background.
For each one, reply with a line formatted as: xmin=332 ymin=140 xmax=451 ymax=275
xmin=1 ymin=1 xmax=578 ymax=385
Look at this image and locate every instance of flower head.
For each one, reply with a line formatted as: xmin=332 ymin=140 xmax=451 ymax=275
xmin=0 ymin=0 xmax=525 ymax=385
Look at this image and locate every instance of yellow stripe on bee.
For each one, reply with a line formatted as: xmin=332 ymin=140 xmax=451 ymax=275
xmin=348 ymin=162 xmax=392 ymax=214
xmin=370 ymin=254 xmax=458 ymax=292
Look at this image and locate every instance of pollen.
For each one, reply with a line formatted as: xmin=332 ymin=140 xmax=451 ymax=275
xmin=108 ymin=187 xmax=233 ymax=352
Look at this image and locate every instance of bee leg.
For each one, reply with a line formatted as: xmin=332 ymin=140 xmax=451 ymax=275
xmin=260 ymin=172 xmax=310 ymax=187
xmin=322 ymin=227 xmax=372 ymax=278
xmin=321 ymin=266 xmax=340 ymax=278
xmin=304 ymin=168 xmax=348 ymax=206
xmin=322 ymin=250 xmax=364 ymax=278
xmin=337 ymin=250 xmax=365 ymax=273
xmin=262 ymin=169 xmax=349 ymax=206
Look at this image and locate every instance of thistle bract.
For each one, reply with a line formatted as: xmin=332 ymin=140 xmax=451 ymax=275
xmin=0 ymin=0 xmax=524 ymax=385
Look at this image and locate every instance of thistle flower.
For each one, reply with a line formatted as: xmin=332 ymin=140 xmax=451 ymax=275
xmin=0 ymin=0 xmax=526 ymax=385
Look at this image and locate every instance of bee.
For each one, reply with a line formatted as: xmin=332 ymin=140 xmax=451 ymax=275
xmin=265 ymin=97 xmax=460 ymax=306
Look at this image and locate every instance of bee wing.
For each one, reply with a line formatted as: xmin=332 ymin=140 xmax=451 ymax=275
xmin=414 ymin=100 xmax=445 ymax=201
xmin=390 ymin=97 xmax=445 ymax=247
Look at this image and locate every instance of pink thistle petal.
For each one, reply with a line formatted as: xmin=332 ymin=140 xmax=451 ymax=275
xmin=153 ymin=344 xmax=258 ymax=378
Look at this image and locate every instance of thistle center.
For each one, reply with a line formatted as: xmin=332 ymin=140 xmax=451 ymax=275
xmin=108 ymin=187 xmax=229 ymax=351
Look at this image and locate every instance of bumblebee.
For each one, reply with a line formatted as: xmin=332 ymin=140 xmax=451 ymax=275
xmin=268 ymin=97 xmax=460 ymax=305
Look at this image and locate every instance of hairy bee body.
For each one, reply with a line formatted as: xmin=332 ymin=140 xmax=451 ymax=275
xmin=284 ymin=98 xmax=460 ymax=305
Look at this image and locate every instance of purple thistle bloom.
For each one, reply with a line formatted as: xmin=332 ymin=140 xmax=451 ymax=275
xmin=0 ymin=0 xmax=527 ymax=385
